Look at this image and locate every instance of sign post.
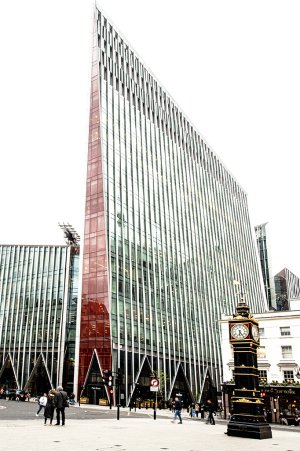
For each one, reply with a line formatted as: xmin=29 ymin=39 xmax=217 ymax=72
xmin=150 ymin=378 xmax=159 ymax=420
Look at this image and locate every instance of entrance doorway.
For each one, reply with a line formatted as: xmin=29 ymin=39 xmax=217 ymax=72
xmin=82 ymin=354 xmax=109 ymax=405
xmin=27 ymin=363 xmax=51 ymax=396
xmin=0 ymin=358 xmax=17 ymax=389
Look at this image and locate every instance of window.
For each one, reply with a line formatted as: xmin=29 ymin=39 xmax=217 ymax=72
xmin=280 ymin=326 xmax=291 ymax=336
xmin=283 ymin=370 xmax=294 ymax=381
xmin=281 ymin=346 xmax=293 ymax=359
xmin=259 ymin=327 xmax=265 ymax=337
xmin=259 ymin=370 xmax=267 ymax=381
xmin=257 ymin=346 xmax=266 ymax=358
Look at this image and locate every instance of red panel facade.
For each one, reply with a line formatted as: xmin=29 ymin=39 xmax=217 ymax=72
xmin=78 ymin=15 xmax=111 ymax=391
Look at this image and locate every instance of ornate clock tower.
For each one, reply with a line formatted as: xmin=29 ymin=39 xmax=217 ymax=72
xmin=227 ymin=297 xmax=272 ymax=439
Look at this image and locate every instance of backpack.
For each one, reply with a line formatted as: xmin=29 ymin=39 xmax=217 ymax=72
xmin=61 ymin=392 xmax=69 ymax=408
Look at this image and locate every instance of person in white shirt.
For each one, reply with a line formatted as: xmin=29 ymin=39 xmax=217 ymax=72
xmin=36 ymin=393 xmax=47 ymax=416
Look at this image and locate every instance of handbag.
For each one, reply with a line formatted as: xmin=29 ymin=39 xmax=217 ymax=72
xmin=61 ymin=392 xmax=69 ymax=408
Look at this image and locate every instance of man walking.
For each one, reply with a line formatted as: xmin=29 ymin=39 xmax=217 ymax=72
xmin=206 ymin=399 xmax=215 ymax=425
xmin=54 ymin=385 xmax=68 ymax=426
xmin=173 ymin=397 xmax=183 ymax=424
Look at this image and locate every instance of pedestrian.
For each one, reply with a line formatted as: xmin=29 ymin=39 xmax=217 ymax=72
xmin=279 ymin=413 xmax=288 ymax=425
xmin=172 ymin=397 xmax=183 ymax=424
xmin=68 ymin=392 xmax=75 ymax=406
xmin=200 ymin=404 xmax=205 ymax=419
xmin=195 ymin=403 xmax=200 ymax=418
xmin=54 ymin=385 xmax=68 ymax=426
xmin=36 ymin=393 xmax=47 ymax=416
xmin=206 ymin=399 xmax=215 ymax=425
xmin=189 ymin=402 xmax=195 ymax=418
xmin=44 ymin=389 xmax=56 ymax=426
xmin=294 ymin=415 xmax=300 ymax=426
xmin=219 ymin=405 xmax=224 ymax=419
xmin=26 ymin=392 xmax=31 ymax=402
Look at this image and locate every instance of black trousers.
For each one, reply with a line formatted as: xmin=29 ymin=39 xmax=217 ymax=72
xmin=56 ymin=407 xmax=65 ymax=425
xmin=208 ymin=412 xmax=215 ymax=424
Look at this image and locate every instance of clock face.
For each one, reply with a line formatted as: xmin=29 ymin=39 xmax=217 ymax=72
xmin=252 ymin=324 xmax=259 ymax=341
xmin=231 ymin=323 xmax=249 ymax=339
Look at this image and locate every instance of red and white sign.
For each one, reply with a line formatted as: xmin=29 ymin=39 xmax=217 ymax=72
xmin=150 ymin=378 xmax=159 ymax=387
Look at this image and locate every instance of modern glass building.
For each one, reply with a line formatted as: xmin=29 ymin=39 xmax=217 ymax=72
xmin=275 ymin=268 xmax=300 ymax=311
xmin=77 ymin=6 xmax=268 ymax=406
xmin=0 ymin=240 xmax=79 ymax=394
xmin=255 ymin=223 xmax=276 ymax=309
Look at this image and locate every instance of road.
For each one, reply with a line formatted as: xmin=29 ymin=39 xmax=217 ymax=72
xmin=0 ymin=399 xmax=168 ymax=421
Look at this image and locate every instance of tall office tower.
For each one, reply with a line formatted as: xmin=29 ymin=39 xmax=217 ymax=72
xmin=0 ymin=229 xmax=79 ymax=394
xmin=77 ymin=6 xmax=268 ymax=406
xmin=275 ymin=268 xmax=300 ymax=311
xmin=255 ymin=223 xmax=276 ymax=309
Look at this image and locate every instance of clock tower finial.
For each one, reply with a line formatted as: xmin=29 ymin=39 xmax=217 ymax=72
xmin=235 ymin=297 xmax=250 ymax=319
xmin=233 ymin=284 xmax=251 ymax=318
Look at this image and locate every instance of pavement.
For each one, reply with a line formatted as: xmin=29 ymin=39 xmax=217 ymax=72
xmin=1 ymin=403 xmax=300 ymax=450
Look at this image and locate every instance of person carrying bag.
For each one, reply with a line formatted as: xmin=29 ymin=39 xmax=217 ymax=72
xmin=54 ymin=386 xmax=68 ymax=426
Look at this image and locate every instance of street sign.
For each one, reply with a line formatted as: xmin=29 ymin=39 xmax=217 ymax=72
xmin=150 ymin=378 xmax=159 ymax=387
xmin=150 ymin=386 xmax=159 ymax=392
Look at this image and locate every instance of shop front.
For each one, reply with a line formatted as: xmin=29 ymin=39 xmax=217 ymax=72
xmin=222 ymin=383 xmax=300 ymax=424
xmin=264 ymin=386 xmax=300 ymax=425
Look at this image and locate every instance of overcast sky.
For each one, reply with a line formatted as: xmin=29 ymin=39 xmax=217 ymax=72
xmin=0 ymin=0 xmax=299 ymax=278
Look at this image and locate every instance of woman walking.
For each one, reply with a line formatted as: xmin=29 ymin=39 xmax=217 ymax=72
xmin=36 ymin=393 xmax=47 ymax=416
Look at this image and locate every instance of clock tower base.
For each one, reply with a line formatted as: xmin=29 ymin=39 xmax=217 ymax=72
xmin=227 ymin=421 xmax=272 ymax=439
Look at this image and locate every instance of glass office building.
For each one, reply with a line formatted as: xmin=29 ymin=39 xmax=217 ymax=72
xmin=78 ymin=6 xmax=268 ymax=406
xmin=255 ymin=223 xmax=276 ymax=309
xmin=275 ymin=268 xmax=300 ymax=311
xmin=0 ymin=243 xmax=79 ymax=394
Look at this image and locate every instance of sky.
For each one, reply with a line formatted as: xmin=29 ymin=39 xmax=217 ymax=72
xmin=0 ymin=0 xmax=299 ymax=278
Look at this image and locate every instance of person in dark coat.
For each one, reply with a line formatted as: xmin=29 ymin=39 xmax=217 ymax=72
xmin=54 ymin=385 xmax=68 ymax=426
xmin=206 ymin=399 xmax=215 ymax=425
xmin=44 ymin=390 xmax=56 ymax=425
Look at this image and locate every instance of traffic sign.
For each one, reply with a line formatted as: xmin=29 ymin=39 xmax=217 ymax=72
xmin=150 ymin=378 xmax=159 ymax=387
xmin=150 ymin=386 xmax=159 ymax=392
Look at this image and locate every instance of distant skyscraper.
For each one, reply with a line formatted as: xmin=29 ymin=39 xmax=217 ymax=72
xmin=275 ymin=268 xmax=300 ymax=311
xmin=255 ymin=223 xmax=275 ymax=309
xmin=0 ymin=238 xmax=79 ymax=394
xmin=77 ymin=6 xmax=268 ymax=406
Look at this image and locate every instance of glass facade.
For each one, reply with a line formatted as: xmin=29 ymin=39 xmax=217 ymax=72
xmin=0 ymin=244 xmax=79 ymax=394
xmin=255 ymin=223 xmax=275 ymax=309
xmin=275 ymin=268 xmax=300 ymax=311
xmin=78 ymin=7 xmax=268 ymax=405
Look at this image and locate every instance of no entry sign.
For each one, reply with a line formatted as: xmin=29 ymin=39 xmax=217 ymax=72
xmin=150 ymin=378 xmax=159 ymax=387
